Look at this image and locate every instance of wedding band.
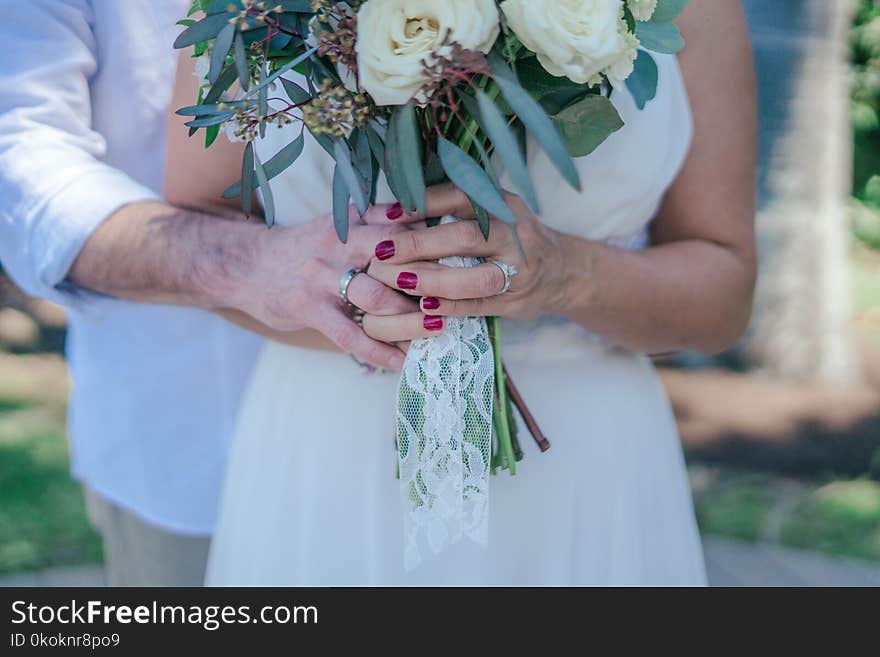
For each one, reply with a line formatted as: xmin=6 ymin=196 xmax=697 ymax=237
xmin=489 ymin=260 xmax=519 ymax=295
xmin=338 ymin=268 xmax=365 ymax=307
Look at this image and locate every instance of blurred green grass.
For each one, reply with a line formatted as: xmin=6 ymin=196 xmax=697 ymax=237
xmin=0 ymin=356 xmax=101 ymax=575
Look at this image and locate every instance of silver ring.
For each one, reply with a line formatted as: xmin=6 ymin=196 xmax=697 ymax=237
xmin=489 ymin=260 xmax=519 ymax=295
xmin=338 ymin=268 xmax=365 ymax=306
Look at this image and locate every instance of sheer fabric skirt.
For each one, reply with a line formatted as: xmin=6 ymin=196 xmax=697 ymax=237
xmin=207 ymin=340 xmax=707 ymax=586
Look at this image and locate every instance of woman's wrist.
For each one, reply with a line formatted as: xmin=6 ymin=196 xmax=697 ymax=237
xmin=551 ymin=233 xmax=600 ymax=318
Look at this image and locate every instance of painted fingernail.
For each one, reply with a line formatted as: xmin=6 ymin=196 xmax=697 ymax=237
xmin=424 ymin=316 xmax=444 ymax=331
xmin=422 ymin=297 xmax=441 ymax=311
xmin=397 ymin=272 xmax=418 ymax=290
xmin=375 ymin=240 xmax=396 ymax=261
xmin=386 ymin=202 xmax=404 ymax=220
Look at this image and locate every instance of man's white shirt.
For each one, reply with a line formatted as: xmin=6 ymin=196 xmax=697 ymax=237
xmin=0 ymin=0 xmax=263 ymax=534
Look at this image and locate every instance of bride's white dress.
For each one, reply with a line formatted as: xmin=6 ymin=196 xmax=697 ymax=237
xmin=207 ymin=53 xmax=707 ymax=586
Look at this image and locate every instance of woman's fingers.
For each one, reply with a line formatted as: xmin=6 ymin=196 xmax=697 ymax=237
xmin=369 ymin=260 xmax=507 ymax=300
xmin=371 ymin=220 xmax=510 ymax=265
xmin=361 ymin=184 xmax=477 ymax=226
xmin=345 ymin=273 xmax=418 ymax=316
xmin=419 ymin=296 xmax=506 ymax=318
xmin=362 ymin=312 xmax=445 ymax=343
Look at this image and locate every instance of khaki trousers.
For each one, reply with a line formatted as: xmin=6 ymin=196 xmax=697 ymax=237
xmin=85 ymin=488 xmax=211 ymax=587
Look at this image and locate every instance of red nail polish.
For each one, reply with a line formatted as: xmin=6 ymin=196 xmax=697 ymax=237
xmin=422 ymin=297 xmax=441 ymax=311
xmin=375 ymin=240 xmax=396 ymax=261
xmin=386 ymin=203 xmax=404 ymax=220
xmin=397 ymin=272 xmax=418 ymax=290
xmin=424 ymin=316 xmax=444 ymax=331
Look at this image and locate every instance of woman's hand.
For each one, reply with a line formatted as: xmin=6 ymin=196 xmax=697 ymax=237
xmin=364 ymin=184 xmax=578 ymax=321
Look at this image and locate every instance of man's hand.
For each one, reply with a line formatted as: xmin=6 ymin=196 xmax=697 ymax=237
xmin=69 ymin=201 xmax=418 ymax=371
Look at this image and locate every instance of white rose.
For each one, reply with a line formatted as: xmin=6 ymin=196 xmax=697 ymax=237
xmin=356 ymin=0 xmax=501 ymax=106
xmin=627 ymin=0 xmax=657 ymax=22
xmin=501 ymin=0 xmax=639 ymax=86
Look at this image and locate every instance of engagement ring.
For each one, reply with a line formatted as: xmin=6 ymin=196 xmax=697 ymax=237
xmin=489 ymin=260 xmax=519 ymax=295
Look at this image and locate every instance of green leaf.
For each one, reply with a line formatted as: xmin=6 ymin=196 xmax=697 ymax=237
xmin=394 ymin=103 xmax=426 ymax=217
xmin=275 ymin=0 xmax=314 ymax=11
xmin=280 ymin=78 xmax=312 ymax=105
xmin=184 ymin=112 xmax=233 ymax=128
xmin=224 ymin=134 xmax=304 ymax=199
xmin=626 ymin=50 xmax=659 ymax=110
xmin=204 ymin=65 xmax=238 ymax=105
xmin=471 ymin=200 xmax=491 ymax=240
xmin=437 ymin=137 xmax=515 ymax=225
xmin=383 ymin=118 xmax=414 ymax=211
xmin=476 ymin=90 xmax=540 ymax=213
xmin=651 ymin=0 xmax=690 ymax=23
xmin=489 ymin=54 xmax=581 ymax=191
xmin=553 ymin=95 xmax=623 ymax=157
xmin=352 ymin=128 xmax=374 ymax=205
xmin=209 ymin=22 xmax=235 ymax=84
xmin=332 ymin=165 xmax=351 ymax=243
xmin=232 ymin=31 xmax=249 ymax=92
xmin=174 ymin=13 xmax=232 ymax=49
xmin=540 ymin=88 xmax=591 ymax=116
xmin=636 ymin=21 xmax=685 ymax=54
xmin=366 ymin=125 xmax=386 ymax=173
xmin=177 ymin=102 xmax=242 ymax=116
xmin=515 ymin=57 xmax=584 ymax=98
xmin=332 ymin=139 xmax=367 ymax=215
xmin=205 ymin=124 xmax=220 ymax=148
xmin=254 ymin=152 xmax=275 ymax=227
xmin=241 ymin=142 xmax=254 ymax=217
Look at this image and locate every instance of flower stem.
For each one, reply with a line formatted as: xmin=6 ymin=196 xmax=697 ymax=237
xmin=489 ymin=316 xmax=516 ymax=475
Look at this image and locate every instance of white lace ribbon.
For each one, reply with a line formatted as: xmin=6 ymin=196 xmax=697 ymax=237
xmin=395 ymin=217 xmax=495 ymax=571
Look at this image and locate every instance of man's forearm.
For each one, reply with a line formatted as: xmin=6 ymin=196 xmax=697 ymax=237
xmin=68 ymin=200 xmax=261 ymax=310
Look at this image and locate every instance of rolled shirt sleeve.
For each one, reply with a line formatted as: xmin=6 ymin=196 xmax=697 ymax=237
xmin=0 ymin=0 xmax=160 ymax=313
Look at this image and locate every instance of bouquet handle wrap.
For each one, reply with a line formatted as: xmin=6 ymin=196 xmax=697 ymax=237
xmin=396 ymin=216 xmax=495 ymax=570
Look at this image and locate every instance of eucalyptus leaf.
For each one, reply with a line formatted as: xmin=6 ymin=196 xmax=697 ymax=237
xmin=553 ymin=95 xmax=623 ymax=157
xmin=184 ymin=112 xmax=234 ymax=128
xmin=471 ymin=200 xmax=491 ymax=241
xmin=651 ymin=0 xmax=690 ymax=23
xmin=383 ymin=118 xmax=415 ymax=211
xmin=233 ymin=31 xmax=249 ymax=91
xmin=626 ymin=50 xmax=659 ymax=110
xmin=174 ymin=12 xmax=232 ymax=49
xmin=332 ymin=139 xmax=367 ymax=215
xmin=254 ymin=153 xmax=275 ymax=227
xmin=489 ymin=54 xmax=581 ymax=191
xmin=276 ymin=0 xmax=313 ymax=10
xmin=204 ymin=65 xmax=238 ymax=105
xmin=177 ymin=102 xmax=242 ymax=117
xmin=205 ymin=124 xmax=220 ymax=148
xmin=353 ymin=128 xmax=374 ymax=204
xmin=332 ymin=165 xmax=351 ymax=243
xmin=476 ymin=91 xmax=539 ymax=213
xmin=224 ymin=134 xmax=305 ymax=199
xmin=209 ymin=22 xmax=235 ymax=84
xmin=280 ymin=78 xmax=312 ymax=105
xmin=241 ymin=142 xmax=254 ymax=217
xmin=366 ymin=125 xmax=386 ymax=173
xmin=636 ymin=21 xmax=685 ymax=54
xmin=438 ymin=137 xmax=515 ymax=225
xmin=394 ymin=103 xmax=427 ymax=217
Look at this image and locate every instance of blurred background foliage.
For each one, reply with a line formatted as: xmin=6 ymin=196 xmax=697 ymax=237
xmin=852 ymin=0 xmax=880 ymax=248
